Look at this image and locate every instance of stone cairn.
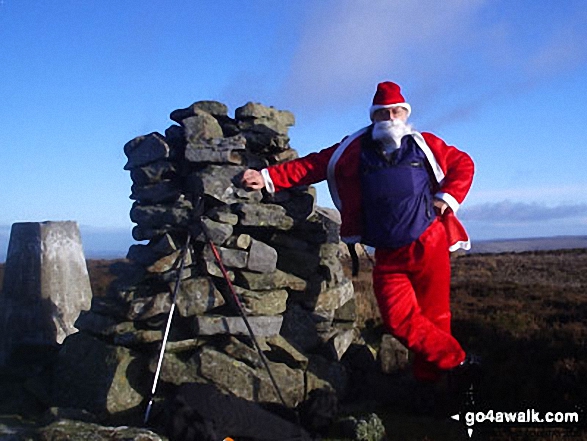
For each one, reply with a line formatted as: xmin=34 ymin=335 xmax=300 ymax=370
xmin=53 ymin=100 xmax=364 ymax=421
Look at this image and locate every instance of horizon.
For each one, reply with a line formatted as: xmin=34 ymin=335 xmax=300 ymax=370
xmin=1 ymin=1 xmax=587 ymax=247
xmin=1 ymin=222 xmax=586 ymax=263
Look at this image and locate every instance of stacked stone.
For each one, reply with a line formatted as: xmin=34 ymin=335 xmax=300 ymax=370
xmin=54 ymin=100 xmax=359 ymax=419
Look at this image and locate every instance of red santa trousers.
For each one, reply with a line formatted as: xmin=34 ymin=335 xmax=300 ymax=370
xmin=372 ymin=219 xmax=465 ymax=382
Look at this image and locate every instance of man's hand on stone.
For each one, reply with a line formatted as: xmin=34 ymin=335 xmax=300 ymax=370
xmin=241 ymin=169 xmax=265 ymax=190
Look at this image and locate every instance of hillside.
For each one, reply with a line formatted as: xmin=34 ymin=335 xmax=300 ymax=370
xmin=1 ymin=249 xmax=586 ymax=440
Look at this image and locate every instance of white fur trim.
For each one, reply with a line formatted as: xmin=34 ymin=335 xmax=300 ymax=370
xmin=435 ymin=192 xmax=460 ymax=213
xmin=449 ymin=239 xmax=471 ymax=252
xmin=261 ymin=168 xmax=275 ymax=194
xmin=326 ymin=127 xmax=369 ymax=210
xmin=370 ymin=103 xmax=411 ymax=119
xmin=411 ymin=131 xmax=445 ymax=184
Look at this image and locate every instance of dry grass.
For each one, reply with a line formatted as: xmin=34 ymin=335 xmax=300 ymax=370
xmin=1 ymin=249 xmax=586 ymax=440
xmin=346 ymin=249 xmax=587 ymax=440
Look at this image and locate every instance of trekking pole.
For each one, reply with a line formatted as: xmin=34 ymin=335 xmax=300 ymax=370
xmin=144 ymin=231 xmax=192 ymax=425
xmin=206 ymin=237 xmax=288 ymax=408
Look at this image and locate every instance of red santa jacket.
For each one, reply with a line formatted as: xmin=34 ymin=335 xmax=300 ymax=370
xmin=262 ymin=126 xmax=474 ymax=251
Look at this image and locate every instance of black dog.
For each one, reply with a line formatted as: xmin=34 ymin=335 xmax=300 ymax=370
xmin=166 ymin=383 xmax=338 ymax=441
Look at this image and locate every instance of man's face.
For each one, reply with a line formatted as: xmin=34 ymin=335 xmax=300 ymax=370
xmin=372 ymin=106 xmax=409 ymax=122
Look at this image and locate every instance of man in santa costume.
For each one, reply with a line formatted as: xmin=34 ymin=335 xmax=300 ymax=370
xmin=242 ymin=81 xmax=478 ymax=394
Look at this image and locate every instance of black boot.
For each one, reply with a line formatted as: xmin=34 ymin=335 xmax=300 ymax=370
xmin=446 ymin=354 xmax=482 ymax=414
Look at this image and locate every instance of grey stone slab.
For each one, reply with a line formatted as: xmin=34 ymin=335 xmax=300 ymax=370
xmin=234 ymin=269 xmax=306 ymax=291
xmin=170 ymin=100 xmax=229 ymax=123
xmin=182 ymin=110 xmax=224 ymax=142
xmin=123 ymin=133 xmax=170 ymax=170
xmin=129 ymin=198 xmax=192 ymax=229
xmin=197 ymin=346 xmax=304 ymax=406
xmin=186 ymin=166 xmax=263 ymax=205
xmin=203 ymin=245 xmax=248 ymax=269
xmin=130 ymin=160 xmax=177 ymax=186
xmin=193 ymin=315 xmax=283 ymax=337
xmin=0 ymin=221 xmax=92 ymax=366
xmin=247 ymin=238 xmax=277 ymax=273
xmin=130 ymin=180 xmax=181 ymax=204
xmin=233 ymin=203 xmax=294 ymax=230
xmin=314 ymin=279 xmax=354 ymax=315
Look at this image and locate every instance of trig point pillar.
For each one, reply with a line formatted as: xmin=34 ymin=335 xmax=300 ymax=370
xmin=0 ymin=221 xmax=93 ymax=366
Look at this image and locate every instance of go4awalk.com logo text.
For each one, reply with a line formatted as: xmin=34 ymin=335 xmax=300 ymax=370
xmin=450 ymin=406 xmax=585 ymax=439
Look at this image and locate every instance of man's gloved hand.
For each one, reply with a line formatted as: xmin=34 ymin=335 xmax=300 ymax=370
xmin=241 ymin=169 xmax=265 ymax=190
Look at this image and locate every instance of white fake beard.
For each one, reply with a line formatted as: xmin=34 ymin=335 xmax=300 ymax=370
xmin=372 ymin=119 xmax=412 ymax=150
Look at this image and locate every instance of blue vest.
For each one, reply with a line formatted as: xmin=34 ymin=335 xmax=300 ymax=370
xmin=360 ymin=133 xmax=435 ymax=249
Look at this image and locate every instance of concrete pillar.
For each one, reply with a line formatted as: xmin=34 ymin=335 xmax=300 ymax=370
xmin=0 ymin=221 xmax=93 ymax=366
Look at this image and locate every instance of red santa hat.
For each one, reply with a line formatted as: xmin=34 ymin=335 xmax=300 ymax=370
xmin=369 ymin=81 xmax=411 ymax=120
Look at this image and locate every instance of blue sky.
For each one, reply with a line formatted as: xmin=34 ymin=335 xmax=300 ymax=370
xmin=1 ymin=0 xmax=587 ymax=258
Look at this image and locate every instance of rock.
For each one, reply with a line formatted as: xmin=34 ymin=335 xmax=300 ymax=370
xmin=132 ymin=225 xmax=177 ymax=241
xmin=235 ymin=102 xmax=295 ymax=129
xmin=197 ymin=346 xmax=304 ymax=406
xmin=233 ymin=203 xmax=294 ymax=230
xmin=0 ymin=221 xmax=92 ymax=366
xmin=123 ymin=133 xmax=170 ymax=170
xmin=185 ymin=134 xmax=247 ymax=165
xmin=334 ymin=298 xmax=357 ymax=323
xmin=170 ymin=100 xmax=229 ymax=123
xmin=75 ymin=310 xmax=126 ymax=336
xmin=130 ymin=198 xmax=193 ymax=229
xmin=130 ymin=160 xmax=177 ymax=186
xmin=164 ymin=124 xmax=187 ymax=151
xmin=306 ymin=354 xmax=350 ymax=398
xmin=268 ymin=232 xmax=311 ymax=251
xmin=323 ymin=328 xmax=356 ymax=361
xmin=280 ymin=304 xmax=321 ymax=352
xmin=127 ymin=292 xmax=171 ymax=321
xmin=146 ymin=248 xmax=192 ymax=273
xmin=186 ymin=166 xmax=262 ymax=205
xmin=203 ymin=245 xmax=248 ymax=269
xmin=198 ymin=217 xmax=234 ymax=245
xmin=239 ymin=130 xmax=290 ymax=154
xmin=225 ymin=233 xmax=252 ymax=249
xmin=220 ymin=336 xmax=265 ymax=369
xmin=378 ymin=334 xmax=409 ymax=374
xmin=147 ymin=351 xmax=201 ymax=386
xmin=203 ymin=260 xmax=235 ymax=281
xmin=205 ymin=206 xmax=240 ymax=225
xmin=247 ymin=238 xmax=278 ymax=273
xmin=193 ymin=315 xmax=283 ymax=337
xmin=276 ymin=247 xmax=321 ymax=278
xmin=263 ymin=335 xmax=308 ymax=369
xmin=301 ymin=207 xmax=342 ymax=244
xmin=173 ymin=277 xmax=225 ymax=317
xmin=37 ymin=420 xmax=166 ymax=441
xmin=182 ymin=110 xmax=224 ymax=142
xmin=314 ymin=279 xmax=354 ymax=315
xmin=130 ymin=180 xmax=181 ymax=204
xmin=232 ymin=286 xmax=288 ymax=316
xmin=52 ymin=333 xmax=148 ymax=418
xmin=268 ymin=148 xmax=299 ymax=165
xmin=150 ymin=233 xmax=178 ymax=256
xmin=234 ymin=269 xmax=306 ymax=291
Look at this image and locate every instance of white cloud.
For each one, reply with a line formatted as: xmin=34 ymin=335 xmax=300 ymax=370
xmin=460 ymin=200 xmax=587 ymax=223
xmin=281 ymin=0 xmax=587 ymax=124
xmin=281 ymin=0 xmax=487 ymax=112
